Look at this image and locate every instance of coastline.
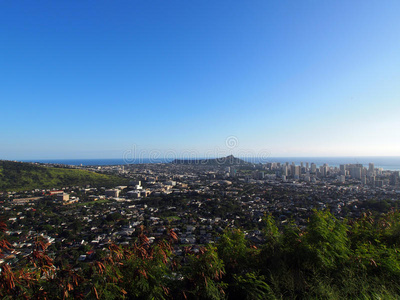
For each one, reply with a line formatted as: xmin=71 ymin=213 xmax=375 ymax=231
xmin=19 ymin=156 xmax=400 ymax=171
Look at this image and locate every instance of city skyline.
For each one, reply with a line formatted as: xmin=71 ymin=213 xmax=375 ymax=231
xmin=1 ymin=1 xmax=400 ymax=160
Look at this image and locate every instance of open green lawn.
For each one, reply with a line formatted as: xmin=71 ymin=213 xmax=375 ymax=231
xmin=75 ymin=199 xmax=112 ymax=206
xmin=165 ymin=216 xmax=181 ymax=221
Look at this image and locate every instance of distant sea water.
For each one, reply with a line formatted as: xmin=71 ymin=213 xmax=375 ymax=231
xmin=22 ymin=156 xmax=400 ymax=171
xmin=249 ymin=157 xmax=400 ymax=171
xmin=22 ymin=158 xmax=164 ymax=166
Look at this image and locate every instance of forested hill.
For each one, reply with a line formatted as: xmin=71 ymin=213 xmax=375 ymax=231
xmin=0 ymin=160 xmax=128 ymax=191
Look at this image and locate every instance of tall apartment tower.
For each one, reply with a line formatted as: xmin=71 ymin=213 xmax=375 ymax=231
xmin=368 ymin=163 xmax=375 ymax=175
xmin=390 ymin=171 xmax=399 ymax=186
xmin=294 ymin=166 xmax=300 ymax=179
xmin=349 ymin=167 xmax=362 ymax=180
xmin=282 ymin=165 xmax=288 ymax=176
xmin=290 ymin=165 xmax=296 ymax=178
xmin=340 ymin=164 xmax=346 ymax=175
xmin=311 ymin=163 xmax=317 ymax=173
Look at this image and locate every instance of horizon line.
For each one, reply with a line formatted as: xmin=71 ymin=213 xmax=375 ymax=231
xmin=12 ymin=155 xmax=400 ymax=161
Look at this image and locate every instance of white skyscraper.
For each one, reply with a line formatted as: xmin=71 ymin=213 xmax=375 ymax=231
xmin=282 ymin=165 xmax=288 ymax=176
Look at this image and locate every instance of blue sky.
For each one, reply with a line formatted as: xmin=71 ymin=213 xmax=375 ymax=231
xmin=1 ymin=0 xmax=400 ymax=159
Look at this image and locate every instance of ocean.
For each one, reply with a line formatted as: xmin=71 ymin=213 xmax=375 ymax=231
xmin=256 ymin=157 xmax=400 ymax=171
xmin=22 ymin=156 xmax=400 ymax=171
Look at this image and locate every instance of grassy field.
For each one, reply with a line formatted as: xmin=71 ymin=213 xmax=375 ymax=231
xmin=165 ymin=216 xmax=181 ymax=221
xmin=75 ymin=199 xmax=112 ymax=206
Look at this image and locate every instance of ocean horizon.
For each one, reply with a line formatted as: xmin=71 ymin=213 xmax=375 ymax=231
xmin=20 ymin=156 xmax=400 ymax=171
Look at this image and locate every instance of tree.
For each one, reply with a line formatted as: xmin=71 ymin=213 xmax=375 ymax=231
xmin=181 ymin=245 xmax=226 ymax=300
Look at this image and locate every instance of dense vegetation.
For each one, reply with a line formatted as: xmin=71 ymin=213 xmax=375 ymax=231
xmin=0 ymin=161 xmax=128 ymax=191
xmin=2 ymin=210 xmax=400 ymax=299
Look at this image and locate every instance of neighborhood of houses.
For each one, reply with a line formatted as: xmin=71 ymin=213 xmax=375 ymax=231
xmin=1 ymin=160 xmax=400 ymax=266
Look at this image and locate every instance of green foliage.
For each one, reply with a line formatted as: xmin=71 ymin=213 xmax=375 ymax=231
xmin=302 ymin=210 xmax=350 ymax=270
xmin=217 ymin=229 xmax=258 ymax=274
xmin=88 ymin=233 xmax=174 ymax=300
xmin=263 ymin=213 xmax=280 ymax=242
xmin=182 ymin=245 xmax=227 ymax=300
xmin=258 ymin=210 xmax=400 ymax=299
xmin=3 ymin=210 xmax=400 ymax=298
xmin=230 ymin=272 xmax=275 ymax=300
xmin=0 ymin=160 xmax=128 ymax=191
xmin=217 ymin=229 xmax=262 ymax=299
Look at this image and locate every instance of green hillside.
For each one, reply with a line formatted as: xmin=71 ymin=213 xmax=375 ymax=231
xmin=0 ymin=160 xmax=128 ymax=191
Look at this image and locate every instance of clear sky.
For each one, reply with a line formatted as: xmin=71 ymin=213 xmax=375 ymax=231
xmin=1 ymin=0 xmax=400 ymax=159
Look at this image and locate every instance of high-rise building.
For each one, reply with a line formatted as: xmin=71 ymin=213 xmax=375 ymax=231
xmin=340 ymin=164 xmax=346 ymax=175
xmin=362 ymin=167 xmax=367 ymax=177
xmin=361 ymin=176 xmax=367 ymax=185
xmin=390 ymin=171 xmax=399 ymax=186
xmin=290 ymin=165 xmax=295 ymax=177
xmin=293 ymin=166 xmax=300 ymax=179
xmin=349 ymin=167 xmax=362 ymax=180
xmin=369 ymin=163 xmax=375 ymax=173
xmin=282 ymin=165 xmax=288 ymax=176
xmin=320 ymin=166 xmax=329 ymax=177
xmin=311 ymin=163 xmax=317 ymax=173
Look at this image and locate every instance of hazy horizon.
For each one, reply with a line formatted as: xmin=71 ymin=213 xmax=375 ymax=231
xmin=15 ymin=156 xmax=400 ymax=171
xmin=17 ymin=155 xmax=400 ymax=161
xmin=1 ymin=1 xmax=400 ymax=159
